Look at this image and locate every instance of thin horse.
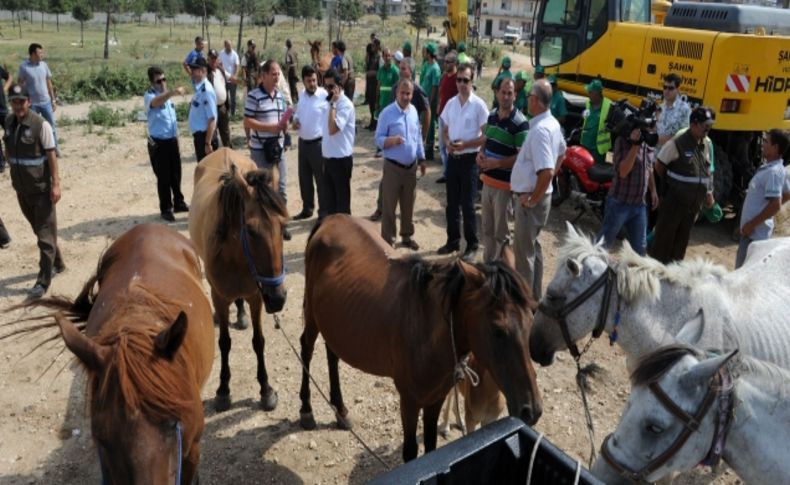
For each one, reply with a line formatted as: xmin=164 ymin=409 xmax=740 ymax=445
xmin=17 ymin=223 xmax=214 ymax=485
xmin=300 ymin=215 xmax=543 ymax=462
xmin=189 ymin=148 xmax=288 ymax=411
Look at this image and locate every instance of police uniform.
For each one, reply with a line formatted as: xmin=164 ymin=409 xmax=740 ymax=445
xmin=4 ymin=86 xmax=64 ymax=293
xmin=188 ymin=65 xmax=218 ymax=161
xmin=144 ymin=85 xmax=187 ymax=218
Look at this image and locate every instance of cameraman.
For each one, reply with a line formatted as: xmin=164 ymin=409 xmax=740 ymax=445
xmin=598 ymin=128 xmax=658 ymax=256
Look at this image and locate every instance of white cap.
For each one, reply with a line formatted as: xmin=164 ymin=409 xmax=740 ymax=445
xmin=393 ymin=50 xmax=404 ymax=62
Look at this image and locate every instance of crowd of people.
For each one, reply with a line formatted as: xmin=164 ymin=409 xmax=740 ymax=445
xmin=1 ymin=35 xmax=788 ymax=302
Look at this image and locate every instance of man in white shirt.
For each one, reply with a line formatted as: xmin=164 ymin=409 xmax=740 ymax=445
xmin=320 ymin=68 xmax=356 ymax=219
xmin=438 ymin=64 xmax=489 ymax=260
xmin=511 ymin=79 xmax=565 ymax=299
xmin=219 ymin=39 xmax=240 ymax=116
xmin=208 ymin=49 xmax=231 ymax=148
xmin=293 ymin=65 xmax=328 ymax=221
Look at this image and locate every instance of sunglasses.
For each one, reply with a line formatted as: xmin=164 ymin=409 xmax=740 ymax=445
xmin=663 ymin=85 xmax=676 ymax=90
xmin=155 ymin=78 xmax=167 ymax=84
xmin=456 ymin=77 xmax=471 ymax=84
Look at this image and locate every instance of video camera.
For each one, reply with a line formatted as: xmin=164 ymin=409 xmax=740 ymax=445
xmin=605 ymin=98 xmax=659 ymax=147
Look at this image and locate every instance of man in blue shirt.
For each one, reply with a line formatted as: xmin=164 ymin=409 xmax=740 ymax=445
xmin=17 ymin=43 xmax=58 ymax=153
xmin=144 ymin=66 xmax=188 ymax=222
xmin=375 ymin=79 xmax=426 ymax=249
xmin=183 ymin=36 xmax=206 ymax=76
xmin=188 ymin=57 xmax=218 ymax=162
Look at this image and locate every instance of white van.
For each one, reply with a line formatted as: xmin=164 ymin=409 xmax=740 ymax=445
xmin=503 ymin=26 xmax=522 ymax=45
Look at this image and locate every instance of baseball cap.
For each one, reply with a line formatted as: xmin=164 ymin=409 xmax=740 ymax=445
xmin=425 ymin=43 xmax=437 ymax=57
xmin=501 ymin=56 xmax=511 ymax=68
xmin=393 ymin=50 xmax=404 ymax=62
xmin=534 ymin=64 xmax=545 ymax=74
xmin=7 ymin=84 xmax=29 ymax=101
xmin=188 ymin=56 xmax=208 ymax=69
xmin=208 ymin=48 xmax=219 ymax=58
xmin=514 ymin=71 xmax=529 ymax=82
xmin=247 ymin=39 xmax=256 ymax=47
xmin=690 ymin=106 xmax=716 ymax=125
xmin=457 ymin=41 xmax=466 ymax=52
xmin=585 ymin=79 xmax=603 ymax=93
xmin=402 ymin=41 xmax=412 ymax=52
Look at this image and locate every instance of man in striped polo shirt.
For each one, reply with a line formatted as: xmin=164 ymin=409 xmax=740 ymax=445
xmin=243 ymin=59 xmax=291 ymax=239
xmin=477 ymin=78 xmax=528 ymax=262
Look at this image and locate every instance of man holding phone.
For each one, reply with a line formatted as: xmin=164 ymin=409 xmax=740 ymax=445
xmin=319 ymin=69 xmax=356 ymax=218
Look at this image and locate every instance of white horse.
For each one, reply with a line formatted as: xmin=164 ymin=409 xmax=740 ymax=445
xmin=591 ymin=345 xmax=790 ymax=484
xmin=529 ymin=223 xmax=790 ymax=371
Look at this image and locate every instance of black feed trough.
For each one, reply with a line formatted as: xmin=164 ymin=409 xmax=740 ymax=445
xmin=368 ymin=417 xmax=604 ymax=485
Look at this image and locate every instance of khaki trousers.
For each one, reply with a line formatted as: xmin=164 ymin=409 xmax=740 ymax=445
xmin=17 ymin=191 xmax=63 ymax=288
xmin=380 ymin=160 xmax=417 ymax=245
xmin=481 ymin=183 xmax=512 ymax=262
xmin=513 ymin=194 xmax=551 ymax=300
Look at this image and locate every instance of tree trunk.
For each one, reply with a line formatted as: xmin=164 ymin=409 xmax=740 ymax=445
xmin=56 ymin=14 xmax=59 ymax=32
xmin=18 ymin=12 xmax=22 ymax=38
xmin=80 ymin=22 xmax=84 ymax=47
xmin=236 ymin=10 xmax=244 ymax=54
xmin=41 ymin=11 xmax=44 ymax=29
xmin=170 ymin=19 xmax=173 ymax=38
xmin=416 ymin=29 xmax=420 ymax=51
xmin=264 ymin=24 xmax=268 ymax=49
xmin=104 ymin=8 xmax=111 ymax=59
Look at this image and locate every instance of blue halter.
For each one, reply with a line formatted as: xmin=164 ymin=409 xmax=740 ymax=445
xmin=239 ymin=213 xmax=286 ymax=288
xmin=99 ymin=421 xmax=182 ymax=485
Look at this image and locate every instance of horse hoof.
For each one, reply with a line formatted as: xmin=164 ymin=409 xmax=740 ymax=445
xmin=336 ymin=414 xmax=353 ymax=430
xmin=300 ymin=413 xmax=317 ymax=430
xmin=260 ymin=389 xmax=278 ymax=411
xmin=439 ymin=428 xmax=450 ymax=440
xmin=215 ymin=393 xmax=231 ymax=412
xmin=234 ymin=314 xmax=250 ymax=330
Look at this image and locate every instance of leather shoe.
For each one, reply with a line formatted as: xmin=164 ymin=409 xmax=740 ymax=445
xmin=462 ymin=244 xmax=480 ymax=262
xmin=400 ymin=239 xmax=420 ymax=251
xmin=283 ymin=228 xmax=292 ymax=241
xmin=293 ymin=210 xmax=313 ymax=221
xmin=435 ymin=176 xmax=446 ymax=184
xmin=174 ymin=202 xmax=190 ymax=213
xmin=53 ymin=262 xmax=66 ymax=275
xmin=161 ymin=211 xmax=176 ymax=222
xmin=436 ymin=243 xmax=460 ymax=255
xmin=368 ymin=209 xmax=382 ymax=222
xmin=28 ymin=283 xmax=47 ymax=299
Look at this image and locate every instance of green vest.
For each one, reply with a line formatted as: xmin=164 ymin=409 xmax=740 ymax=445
xmin=582 ymin=98 xmax=612 ymax=155
xmin=5 ymin=111 xmax=50 ymax=195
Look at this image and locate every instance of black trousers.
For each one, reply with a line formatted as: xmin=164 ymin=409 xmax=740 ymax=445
xmin=320 ymin=156 xmax=353 ymax=218
xmin=298 ymin=138 xmax=324 ymax=215
xmin=650 ymin=181 xmax=706 ymax=263
xmin=147 ymin=137 xmax=185 ymax=213
xmin=0 ymin=215 xmax=10 ymax=245
xmin=17 ymin=191 xmax=63 ymax=288
xmin=192 ymin=131 xmax=219 ymax=162
xmin=445 ymin=153 xmax=479 ymax=248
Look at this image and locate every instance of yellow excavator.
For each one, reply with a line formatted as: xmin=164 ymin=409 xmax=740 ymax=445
xmin=531 ymin=0 xmax=790 ymax=207
xmin=445 ymin=0 xmax=469 ymax=49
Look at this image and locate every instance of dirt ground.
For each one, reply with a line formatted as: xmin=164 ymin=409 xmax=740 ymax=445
xmin=0 ymin=91 xmax=778 ymax=484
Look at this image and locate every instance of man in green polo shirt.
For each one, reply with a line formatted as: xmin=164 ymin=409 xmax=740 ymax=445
xmin=514 ymin=71 xmax=529 ymax=115
xmin=420 ymin=42 xmax=441 ymax=160
xmin=375 ymin=48 xmax=399 ymax=157
xmin=581 ymin=79 xmax=612 ymax=164
xmin=548 ymin=75 xmax=567 ymax=125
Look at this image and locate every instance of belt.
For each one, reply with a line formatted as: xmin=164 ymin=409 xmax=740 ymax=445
xmin=449 ymin=152 xmax=478 ymax=160
xmin=150 ymin=136 xmax=177 ymax=142
xmin=301 ymin=137 xmax=322 ymax=144
xmin=386 ymin=158 xmax=416 ymax=170
xmin=9 ymin=156 xmax=46 ymax=166
xmin=667 ymin=170 xmax=710 ymax=185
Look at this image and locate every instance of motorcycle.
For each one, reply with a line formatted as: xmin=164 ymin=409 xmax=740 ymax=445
xmin=552 ymin=129 xmax=614 ymax=223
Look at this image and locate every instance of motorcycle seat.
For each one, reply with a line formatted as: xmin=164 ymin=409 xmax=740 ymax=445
xmin=588 ymin=163 xmax=614 ymax=184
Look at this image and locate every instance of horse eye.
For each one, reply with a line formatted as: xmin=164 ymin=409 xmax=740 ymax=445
xmin=646 ymin=423 xmax=664 ymax=435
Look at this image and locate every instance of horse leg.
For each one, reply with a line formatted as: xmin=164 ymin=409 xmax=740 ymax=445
xmin=438 ymin=393 xmax=452 ymax=439
xmin=326 ymin=344 xmax=352 ymax=430
xmin=299 ymin=316 xmax=319 ymax=430
xmin=234 ymin=298 xmax=250 ymax=330
xmin=212 ymin=289 xmax=232 ymax=412
xmin=249 ymin=296 xmax=278 ymax=411
xmin=422 ymin=398 xmax=446 ymax=455
xmin=181 ymin=441 xmax=200 ymax=485
xmin=400 ymin=397 xmax=420 ymax=461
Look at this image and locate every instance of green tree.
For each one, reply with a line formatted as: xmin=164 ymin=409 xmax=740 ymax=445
xmin=146 ymin=0 xmax=162 ymax=24
xmin=407 ymin=0 xmax=429 ymax=50
xmin=184 ymin=0 xmax=220 ymax=42
xmin=48 ymin=0 xmax=71 ymax=31
xmin=129 ymin=0 xmax=145 ymax=24
xmin=1 ymin=0 xmax=24 ymax=38
xmin=378 ymin=0 xmax=387 ymax=23
xmin=72 ymin=0 xmax=93 ymax=47
xmin=162 ymin=0 xmax=178 ymax=37
xmin=280 ymin=0 xmax=299 ymax=29
xmin=91 ymin=0 xmax=118 ymax=59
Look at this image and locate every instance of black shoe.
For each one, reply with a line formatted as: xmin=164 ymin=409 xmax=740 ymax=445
xmin=174 ymin=202 xmax=190 ymax=213
xmin=435 ymin=176 xmax=447 ymax=184
xmin=293 ymin=210 xmax=313 ymax=221
xmin=28 ymin=283 xmax=47 ymax=299
xmin=437 ymin=243 xmax=460 ymax=255
xmin=368 ymin=209 xmax=382 ymax=222
xmin=462 ymin=244 xmax=479 ymax=262
xmin=53 ymin=262 xmax=66 ymax=275
xmin=161 ymin=211 xmax=175 ymax=222
xmin=400 ymin=239 xmax=420 ymax=251
xmin=283 ymin=228 xmax=292 ymax=241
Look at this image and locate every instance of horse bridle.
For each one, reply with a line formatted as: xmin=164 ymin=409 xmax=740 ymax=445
xmin=600 ymin=365 xmax=734 ymax=483
xmin=538 ymin=266 xmax=618 ymax=360
xmin=239 ymin=212 xmax=285 ymax=288
xmin=99 ymin=421 xmax=182 ymax=485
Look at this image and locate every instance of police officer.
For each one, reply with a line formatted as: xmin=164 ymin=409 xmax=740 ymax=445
xmin=187 ymin=57 xmax=218 ymax=161
xmin=144 ymin=66 xmax=188 ymax=222
xmin=651 ymin=106 xmax=717 ymax=263
xmin=4 ymin=84 xmax=64 ymax=298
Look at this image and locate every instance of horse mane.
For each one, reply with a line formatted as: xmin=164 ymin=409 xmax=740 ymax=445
xmin=561 ymin=228 xmax=728 ymax=303
xmin=630 ymin=344 xmax=699 ymax=386
xmin=216 ymin=164 xmax=287 ymax=241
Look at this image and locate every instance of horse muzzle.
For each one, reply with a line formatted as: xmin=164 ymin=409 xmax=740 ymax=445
xmin=529 ymin=323 xmax=557 ymax=367
xmin=261 ymin=285 xmax=287 ymax=313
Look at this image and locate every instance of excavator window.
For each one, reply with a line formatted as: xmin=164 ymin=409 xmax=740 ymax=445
xmin=542 ymin=0 xmax=581 ymax=26
xmin=586 ymin=0 xmax=608 ymax=44
xmin=538 ymin=33 xmax=579 ymax=66
xmin=620 ymin=0 xmax=649 ymax=22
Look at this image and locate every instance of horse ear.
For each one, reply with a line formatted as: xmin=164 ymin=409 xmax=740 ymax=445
xmin=55 ymin=312 xmax=108 ymax=373
xmin=680 ymin=349 xmax=739 ymax=391
xmin=154 ymin=312 xmax=189 ymax=360
xmin=458 ymin=259 xmax=486 ymax=286
xmin=566 ymin=258 xmax=581 ymax=277
xmin=497 ymin=242 xmax=516 ymax=270
xmin=675 ymin=309 xmax=705 ymax=346
xmin=565 ymin=221 xmax=579 ymax=238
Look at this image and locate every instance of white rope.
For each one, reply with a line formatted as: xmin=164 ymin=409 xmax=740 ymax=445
xmin=573 ymin=459 xmax=581 ymax=485
xmin=526 ymin=432 xmax=544 ymax=485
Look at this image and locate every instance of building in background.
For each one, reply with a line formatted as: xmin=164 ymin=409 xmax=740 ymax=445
xmin=479 ymin=0 xmax=536 ymax=40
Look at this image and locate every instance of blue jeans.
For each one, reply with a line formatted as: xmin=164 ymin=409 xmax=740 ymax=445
xmin=32 ymin=102 xmax=57 ymax=148
xmin=599 ymin=196 xmax=647 ymax=256
xmin=250 ymin=149 xmax=287 ymax=201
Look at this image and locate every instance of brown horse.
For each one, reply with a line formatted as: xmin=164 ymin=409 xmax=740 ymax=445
xmin=18 ymin=223 xmax=214 ymax=484
xmin=189 ymin=148 xmax=288 ymax=412
xmin=439 ymin=354 xmax=507 ymax=437
xmin=300 ymin=215 xmax=543 ymax=462
xmin=308 ymin=39 xmax=332 ymax=85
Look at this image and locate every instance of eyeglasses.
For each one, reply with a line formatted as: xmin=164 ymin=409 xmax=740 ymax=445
xmin=155 ymin=78 xmax=167 ymax=84
xmin=456 ymin=77 xmax=471 ymax=84
xmin=663 ymin=85 xmax=676 ymax=91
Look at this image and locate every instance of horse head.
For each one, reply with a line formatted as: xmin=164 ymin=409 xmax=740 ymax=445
xmin=54 ymin=311 xmax=200 ymax=485
xmin=218 ymin=165 xmax=288 ymax=313
xmin=592 ymin=346 xmax=738 ymax=484
xmin=530 ymin=222 xmax=612 ymax=365
xmin=453 ymin=259 xmax=543 ymax=426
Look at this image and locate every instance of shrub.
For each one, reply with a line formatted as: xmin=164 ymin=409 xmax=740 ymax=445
xmin=61 ymin=66 xmax=148 ymax=103
xmin=174 ymin=101 xmax=191 ymax=122
xmin=87 ymin=104 xmax=127 ymax=128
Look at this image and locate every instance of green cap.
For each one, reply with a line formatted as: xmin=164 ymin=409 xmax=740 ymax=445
xmin=515 ymin=70 xmax=529 ymax=82
xmin=548 ymin=74 xmax=558 ymax=84
xmin=702 ymin=202 xmax=723 ymax=223
xmin=425 ymin=42 xmax=437 ymax=56
xmin=402 ymin=41 xmax=412 ymax=52
xmin=457 ymin=41 xmax=466 ymax=52
xmin=585 ymin=79 xmax=603 ymax=93
xmin=502 ymin=56 xmax=511 ymax=68
xmin=535 ymin=64 xmax=545 ymax=74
